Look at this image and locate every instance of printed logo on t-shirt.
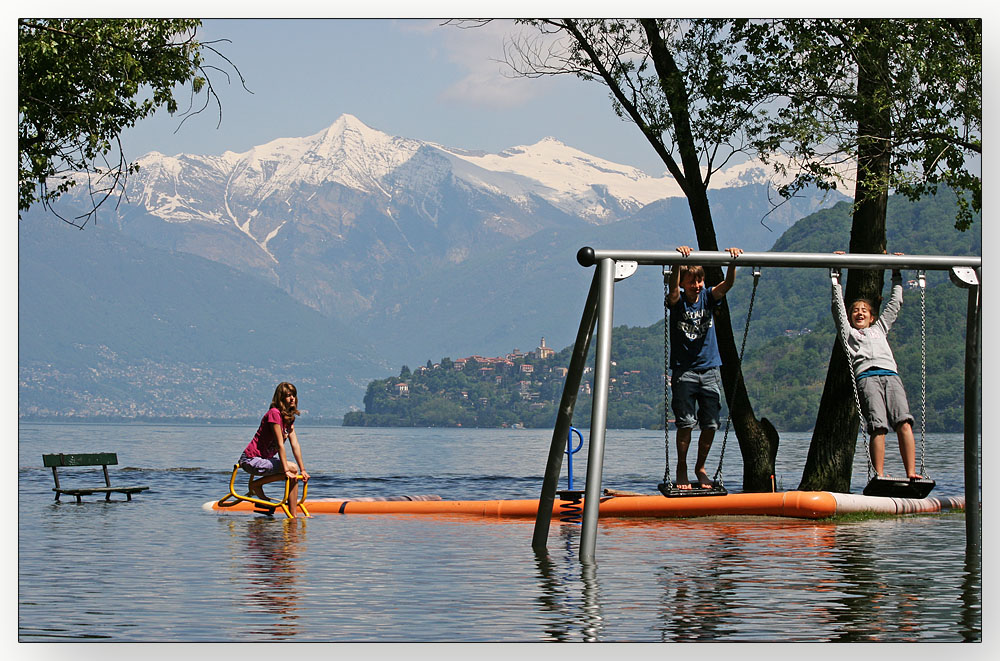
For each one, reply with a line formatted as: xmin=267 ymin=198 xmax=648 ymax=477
xmin=678 ymin=307 xmax=713 ymax=341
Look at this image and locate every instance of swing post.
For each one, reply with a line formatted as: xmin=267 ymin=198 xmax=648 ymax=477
xmin=579 ymin=257 xmax=616 ymax=564
xmin=952 ymin=266 xmax=981 ymax=556
xmin=532 ymin=270 xmax=600 ymax=553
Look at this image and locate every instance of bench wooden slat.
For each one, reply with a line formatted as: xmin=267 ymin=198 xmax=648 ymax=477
xmin=53 ymin=487 xmax=149 ymax=495
xmin=43 ymin=453 xmax=118 ymax=467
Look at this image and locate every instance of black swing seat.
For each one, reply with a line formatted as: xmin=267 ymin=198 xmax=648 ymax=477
xmin=657 ymin=481 xmax=728 ymax=498
xmin=862 ymin=475 xmax=936 ymax=499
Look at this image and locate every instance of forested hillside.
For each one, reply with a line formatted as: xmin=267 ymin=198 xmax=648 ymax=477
xmin=345 ymin=188 xmax=980 ymax=431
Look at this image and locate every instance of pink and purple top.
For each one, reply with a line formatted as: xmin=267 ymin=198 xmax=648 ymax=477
xmin=242 ymin=407 xmax=292 ymax=459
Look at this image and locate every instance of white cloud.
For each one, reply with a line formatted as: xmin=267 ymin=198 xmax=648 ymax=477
xmin=431 ymin=20 xmax=563 ymax=109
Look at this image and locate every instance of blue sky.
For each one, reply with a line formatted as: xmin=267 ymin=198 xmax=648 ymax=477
xmin=120 ymin=18 xmax=674 ymax=175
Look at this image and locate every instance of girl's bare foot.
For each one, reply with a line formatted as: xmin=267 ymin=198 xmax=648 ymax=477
xmin=247 ymin=481 xmax=269 ymax=501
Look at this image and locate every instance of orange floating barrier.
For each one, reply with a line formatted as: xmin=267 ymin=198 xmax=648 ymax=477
xmin=204 ymin=490 xmax=961 ymax=520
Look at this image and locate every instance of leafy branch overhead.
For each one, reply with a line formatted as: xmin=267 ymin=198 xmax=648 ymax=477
xmin=505 ymin=19 xmax=773 ymax=197
xmin=17 ymin=18 xmax=248 ymax=225
xmin=726 ymin=19 xmax=981 ymax=230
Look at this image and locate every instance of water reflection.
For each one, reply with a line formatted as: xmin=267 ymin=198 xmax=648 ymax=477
xmin=960 ymin=548 xmax=982 ymax=642
xmin=532 ymin=526 xmax=606 ymax=641
xmin=533 ymin=517 xmax=981 ymax=642
xmin=224 ymin=517 xmax=308 ymax=639
xmin=579 ymin=560 xmax=603 ymax=641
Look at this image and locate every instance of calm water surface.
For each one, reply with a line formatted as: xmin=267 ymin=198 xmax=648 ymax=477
xmin=17 ymin=423 xmax=981 ymax=642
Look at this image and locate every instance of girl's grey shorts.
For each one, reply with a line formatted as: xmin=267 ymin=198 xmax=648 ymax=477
xmin=858 ymin=374 xmax=914 ymax=434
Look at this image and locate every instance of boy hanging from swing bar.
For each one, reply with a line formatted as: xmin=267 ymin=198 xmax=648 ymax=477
xmin=667 ymin=245 xmax=743 ymax=489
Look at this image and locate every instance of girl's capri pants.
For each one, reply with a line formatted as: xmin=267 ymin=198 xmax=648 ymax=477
xmin=239 ymin=453 xmax=283 ymax=476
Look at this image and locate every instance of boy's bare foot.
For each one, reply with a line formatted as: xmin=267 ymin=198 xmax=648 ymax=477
xmin=675 ymin=476 xmax=692 ymax=490
xmin=695 ymin=468 xmax=712 ymax=488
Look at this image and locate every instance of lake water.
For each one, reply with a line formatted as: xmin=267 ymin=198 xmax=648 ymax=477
xmin=17 ymin=422 xmax=981 ymax=643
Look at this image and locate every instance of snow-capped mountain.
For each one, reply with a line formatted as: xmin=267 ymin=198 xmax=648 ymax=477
xmin=131 ymin=113 xmax=687 ymax=233
xmin=438 ymin=136 xmax=684 ymax=221
xmin=61 ymin=112 xmax=845 ymax=328
xmin=23 ymin=113 xmax=849 ymax=418
xmin=101 ymin=114 xmax=686 ymax=317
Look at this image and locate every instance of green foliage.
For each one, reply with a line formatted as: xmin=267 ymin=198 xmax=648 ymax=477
xmin=18 ymin=19 xmax=233 ymax=222
xmin=509 ymin=19 xmax=779 ymax=191
xmin=346 ymin=188 xmax=979 ymax=431
xmin=733 ymin=19 xmax=981 ymax=230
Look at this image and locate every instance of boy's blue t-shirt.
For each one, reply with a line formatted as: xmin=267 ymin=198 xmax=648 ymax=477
xmin=669 ymin=287 xmax=722 ymax=373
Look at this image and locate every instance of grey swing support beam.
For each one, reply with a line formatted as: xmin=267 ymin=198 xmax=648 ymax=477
xmin=532 ymin=247 xmax=981 ymax=564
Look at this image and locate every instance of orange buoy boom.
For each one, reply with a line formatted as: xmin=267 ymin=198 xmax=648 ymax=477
xmin=204 ymin=490 xmax=963 ymax=519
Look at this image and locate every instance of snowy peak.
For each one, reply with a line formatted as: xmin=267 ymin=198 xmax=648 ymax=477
xmin=132 ymin=114 xmax=694 ymax=226
xmin=445 ymin=135 xmax=684 ymax=220
xmin=129 ymin=113 xmax=819 ymax=232
xmin=322 ymin=113 xmax=386 ymax=143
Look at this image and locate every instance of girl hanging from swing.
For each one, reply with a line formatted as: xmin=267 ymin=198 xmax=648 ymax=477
xmin=831 ymin=253 xmax=924 ymax=481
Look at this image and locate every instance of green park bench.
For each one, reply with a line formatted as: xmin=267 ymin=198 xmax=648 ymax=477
xmin=42 ymin=453 xmax=149 ymax=502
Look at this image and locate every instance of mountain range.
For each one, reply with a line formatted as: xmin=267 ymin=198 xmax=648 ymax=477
xmin=18 ymin=114 xmax=848 ymax=419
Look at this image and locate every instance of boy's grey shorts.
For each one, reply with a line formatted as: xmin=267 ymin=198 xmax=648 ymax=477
xmin=858 ymin=374 xmax=914 ymax=434
xmin=671 ymin=367 xmax=722 ymax=431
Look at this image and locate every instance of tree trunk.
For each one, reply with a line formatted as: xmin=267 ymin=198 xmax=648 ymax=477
xmin=689 ymin=184 xmax=780 ymax=492
xmin=800 ymin=20 xmax=892 ymax=491
xmin=640 ymin=18 xmax=780 ymax=492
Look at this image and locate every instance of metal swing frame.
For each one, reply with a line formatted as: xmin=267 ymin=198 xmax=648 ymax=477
xmin=532 ymin=247 xmax=981 ymax=564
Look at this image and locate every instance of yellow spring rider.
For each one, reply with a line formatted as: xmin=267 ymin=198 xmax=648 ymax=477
xmin=217 ymin=464 xmax=310 ymax=518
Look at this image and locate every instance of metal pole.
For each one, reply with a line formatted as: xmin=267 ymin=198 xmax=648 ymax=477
xmin=579 ymin=258 xmax=615 ymax=564
xmin=962 ymin=273 xmax=981 ymax=556
xmin=533 ymin=271 xmax=600 ymax=552
xmin=577 ymin=246 xmax=981 ymax=271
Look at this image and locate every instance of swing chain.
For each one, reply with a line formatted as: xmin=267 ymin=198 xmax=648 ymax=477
xmin=662 ymin=266 xmax=672 ymax=485
xmin=918 ymin=270 xmax=928 ymax=477
xmin=832 ymin=268 xmax=876 ymax=481
xmin=715 ymin=266 xmax=761 ymax=484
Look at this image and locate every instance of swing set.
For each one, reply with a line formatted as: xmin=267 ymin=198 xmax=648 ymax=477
xmin=532 ymin=246 xmax=981 ymax=562
xmin=656 ymin=260 xmax=933 ymax=499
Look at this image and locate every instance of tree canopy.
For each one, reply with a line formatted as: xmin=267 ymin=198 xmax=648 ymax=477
xmin=732 ymin=19 xmax=982 ymax=231
xmin=725 ymin=19 xmax=980 ymax=490
xmin=18 ymin=18 xmax=243 ymax=225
